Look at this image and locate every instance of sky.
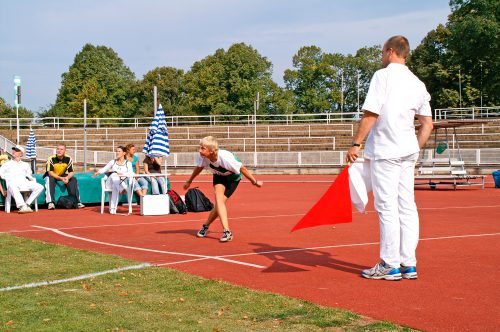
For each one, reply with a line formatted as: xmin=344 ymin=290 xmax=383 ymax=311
xmin=0 ymin=0 xmax=451 ymax=113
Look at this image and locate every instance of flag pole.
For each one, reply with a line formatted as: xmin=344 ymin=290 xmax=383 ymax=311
xmin=153 ymin=86 xmax=157 ymax=115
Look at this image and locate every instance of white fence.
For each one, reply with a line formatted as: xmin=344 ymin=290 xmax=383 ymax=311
xmin=0 ymin=112 xmax=363 ymax=130
xmin=45 ymin=148 xmax=500 ymax=168
xmin=2 ymin=142 xmax=498 ymax=170
xmin=434 ymin=107 xmax=500 ymax=120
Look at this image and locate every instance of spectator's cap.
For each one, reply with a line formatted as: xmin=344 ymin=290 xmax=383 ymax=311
xmin=12 ymin=145 xmax=25 ymax=153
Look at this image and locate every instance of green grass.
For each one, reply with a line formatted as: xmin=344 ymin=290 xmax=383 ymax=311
xmin=0 ymin=234 xmax=415 ymax=331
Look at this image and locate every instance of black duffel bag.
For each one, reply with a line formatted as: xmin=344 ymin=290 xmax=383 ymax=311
xmin=56 ymin=195 xmax=79 ymax=209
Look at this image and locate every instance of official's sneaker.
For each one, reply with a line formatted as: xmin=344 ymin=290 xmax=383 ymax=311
xmin=109 ymin=208 xmax=117 ymax=215
xmin=18 ymin=205 xmax=33 ymax=214
xmin=77 ymin=203 xmax=85 ymax=209
xmin=220 ymin=230 xmax=233 ymax=242
xmin=196 ymin=224 xmax=209 ymax=238
xmin=361 ymin=261 xmax=402 ymax=281
xmin=47 ymin=202 xmax=55 ymax=210
xmin=400 ymin=265 xmax=418 ymax=279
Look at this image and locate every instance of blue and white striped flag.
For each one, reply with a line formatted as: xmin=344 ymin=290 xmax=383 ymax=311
xmin=143 ymin=104 xmax=170 ymax=157
xmin=26 ymin=129 xmax=37 ymax=159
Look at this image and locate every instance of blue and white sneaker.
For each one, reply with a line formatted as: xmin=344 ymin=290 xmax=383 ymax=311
xmin=400 ymin=265 xmax=418 ymax=279
xmin=361 ymin=261 xmax=402 ymax=281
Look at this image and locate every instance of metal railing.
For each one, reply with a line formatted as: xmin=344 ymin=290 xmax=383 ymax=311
xmin=0 ymin=112 xmax=363 ymax=130
xmin=434 ymin=107 xmax=500 ymax=120
xmin=0 ymin=107 xmax=498 ymax=131
xmin=2 ymin=138 xmax=498 ymax=169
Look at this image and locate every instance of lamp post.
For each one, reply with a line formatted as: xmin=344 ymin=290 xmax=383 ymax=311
xmin=254 ymin=92 xmax=259 ymax=167
xmin=480 ymin=62 xmax=483 ymax=110
xmin=357 ymin=70 xmax=360 ymax=119
xmin=83 ymin=98 xmax=87 ymax=172
xmin=458 ymin=68 xmax=462 ymax=108
xmin=13 ymin=76 xmax=21 ymax=144
xmin=340 ymin=70 xmax=344 ymax=119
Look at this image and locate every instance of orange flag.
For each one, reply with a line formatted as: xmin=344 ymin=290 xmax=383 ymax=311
xmin=291 ymin=166 xmax=352 ymax=232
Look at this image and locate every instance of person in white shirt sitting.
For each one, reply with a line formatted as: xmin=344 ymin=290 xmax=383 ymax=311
xmin=93 ymin=146 xmax=133 ymax=214
xmin=0 ymin=145 xmax=44 ymax=213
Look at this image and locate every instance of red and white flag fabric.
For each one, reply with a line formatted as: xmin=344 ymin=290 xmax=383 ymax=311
xmin=291 ymin=166 xmax=352 ymax=232
xmin=291 ymin=159 xmax=372 ymax=232
xmin=348 ymin=159 xmax=372 ymax=214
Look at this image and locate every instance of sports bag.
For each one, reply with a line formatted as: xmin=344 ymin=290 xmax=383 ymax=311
xmin=185 ymin=188 xmax=214 ymax=212
xmin=56 ymin=195 xmax=79 ymax=209
xmin=167 ymin=189 xmax=187 ymax=214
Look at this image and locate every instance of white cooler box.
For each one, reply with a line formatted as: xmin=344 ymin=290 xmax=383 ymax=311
xmin=140 ymin=194 xmax=170 ymax=216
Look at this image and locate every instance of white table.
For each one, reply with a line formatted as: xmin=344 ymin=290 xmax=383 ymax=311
xmin=125 ymin=173 xmax=168 ymax=214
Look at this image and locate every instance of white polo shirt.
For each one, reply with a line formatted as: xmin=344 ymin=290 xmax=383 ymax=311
xmin=362 ymin=63 xmax=432 ymax=160
xmin=0 ymin=159 xmax=33 ymax=184
xmin=197 ymin=149 xmax=242 ymax=181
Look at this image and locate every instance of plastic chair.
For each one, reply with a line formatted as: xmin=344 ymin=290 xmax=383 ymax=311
xmin=100 ymin=175 xmax=131 ymax=214
xmin=4 ymin=178 xmax=39 ymax=213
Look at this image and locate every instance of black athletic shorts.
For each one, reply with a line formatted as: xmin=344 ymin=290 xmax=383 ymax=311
xmin=213 ymin=174 xmax=240 ymax=198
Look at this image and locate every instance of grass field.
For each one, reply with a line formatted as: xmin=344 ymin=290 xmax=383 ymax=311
xmin=0 ymin=234 xmax=414 ymax=331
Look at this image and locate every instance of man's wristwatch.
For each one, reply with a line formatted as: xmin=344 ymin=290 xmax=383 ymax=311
xmin=352 ymin=142 xmax=361 ymax=147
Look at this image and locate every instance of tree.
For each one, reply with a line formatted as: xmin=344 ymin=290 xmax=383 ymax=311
xmin=184 ymin=43 xmax=284 ymax=116
xmin=409 ymin=0 xmax=499 ymax=108
xmin=409 ymin=25 xmax=461 ymax=108
xmin=284 ymin=45 xmax=381 ymax=115
xmin=0 ymin=97 xmax=34 ymax=118
xmin=47 ymin=44 xmax=137 ymax=118
xmin=447 ymin=0 xmax=499 ymax=105
xmin=284 ymin=46 xmax=336 ymax=113
xmin=133 ymin=67 xmax=186 ymax=118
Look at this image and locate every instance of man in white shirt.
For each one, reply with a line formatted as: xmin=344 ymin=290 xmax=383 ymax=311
xmin=0 ymin=145 xmax=44 ymax=213
xmin=346 ymin=35 xmax=434 ymax=280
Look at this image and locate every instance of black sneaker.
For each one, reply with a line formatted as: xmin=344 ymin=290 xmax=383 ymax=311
xmin=197 ymin=224 xmax=209 ymax=238
xmin=220 ymin=230 xmax=233 ymax=242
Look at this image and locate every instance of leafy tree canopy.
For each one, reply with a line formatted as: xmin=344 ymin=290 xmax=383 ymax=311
xmin=409 ymin=0 xmax=499 ymax=108
xmin=0 ymin=97 xmax=34 ymax=118
xmin=284 ymin=45 xmax=380 ymax=114
xmin=45 ymin=44 xmax=137 ymax=118
xmin=184 ymin=43 xmax=285 ymax=115
xmin=133 ymin=67 xmax=186 ymax=118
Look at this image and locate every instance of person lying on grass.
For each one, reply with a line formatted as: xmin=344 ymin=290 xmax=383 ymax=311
xmin=183 ymin=136 xmax=263 ymax=242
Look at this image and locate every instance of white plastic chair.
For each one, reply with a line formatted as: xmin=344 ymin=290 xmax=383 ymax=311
xmin=100 ymin=175 xmax=131 ymax=214
xmin=4 ymin=178 xmax=39 ymax=213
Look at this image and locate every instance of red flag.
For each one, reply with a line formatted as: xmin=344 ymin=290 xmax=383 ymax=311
xmin=291 ymin=166 xmax=352 ymax=232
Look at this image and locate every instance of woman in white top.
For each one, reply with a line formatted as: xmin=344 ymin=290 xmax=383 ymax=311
xmin=94 ymin=146 xmax=133 ymax=214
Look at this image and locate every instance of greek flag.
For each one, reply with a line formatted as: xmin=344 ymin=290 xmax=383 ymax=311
xmin=143 ymin=104 xmax=170 ymax=157
xmin=26 ymin=129 xmax=37 ymax=159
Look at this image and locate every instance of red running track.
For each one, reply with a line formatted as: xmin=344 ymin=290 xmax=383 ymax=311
xmin=1 ymin=174 xmax=499 ymax=331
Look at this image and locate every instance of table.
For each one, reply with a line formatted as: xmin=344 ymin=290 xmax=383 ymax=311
xmin=125 ymin=173 xmax=169 ymax=214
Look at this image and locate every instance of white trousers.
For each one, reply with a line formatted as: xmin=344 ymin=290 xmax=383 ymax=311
xmin=371 ymin=153 xmax=419 ymax=268
xmin=106 ymin=174 xmax=128 ymax=211
xmin=7 ymin=179 xmax=44 ymax=208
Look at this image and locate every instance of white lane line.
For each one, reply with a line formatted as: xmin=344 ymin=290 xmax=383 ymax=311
xmin=420 ymin=232 xmax=500 ymax=241
xmin=147 ymin=232 xmax=500 ymax=267
xmin=3 ymin=204 xmax=499 ymax=235
xmin=31 ymin=225 xmax=264 ymax=269
xmin=3 ymin=232 xmax=498 ymax=292
xmin=1 ymin=213 xmax=305 ymax=234
xmin=0 ymin=263 xmax=152 ymax=292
